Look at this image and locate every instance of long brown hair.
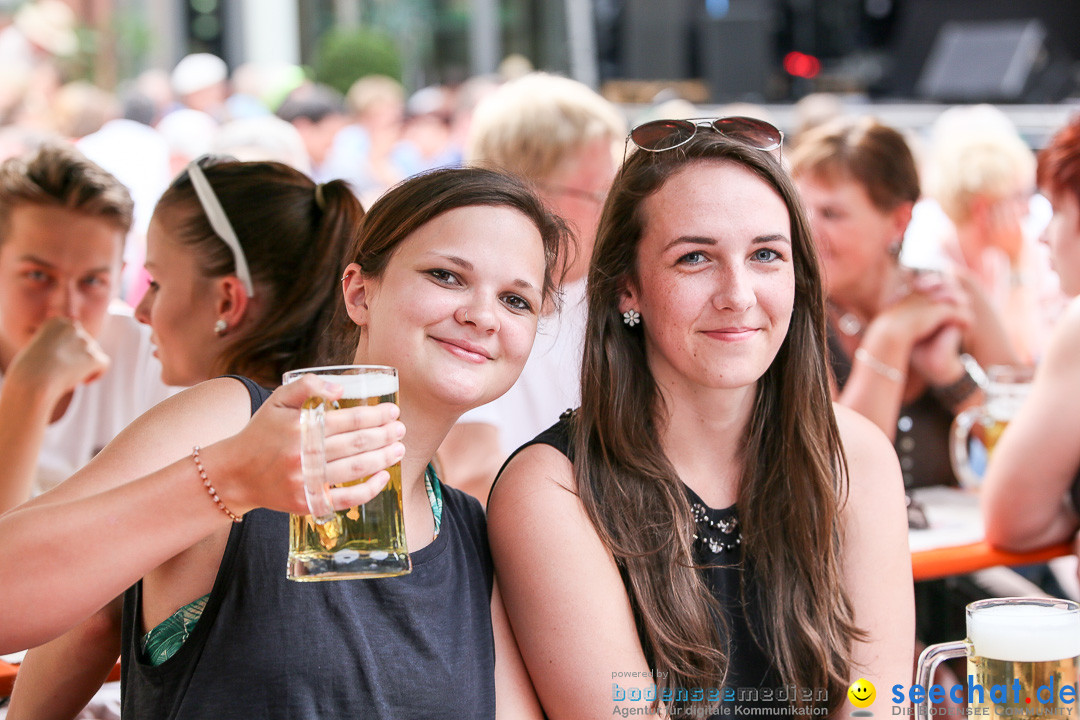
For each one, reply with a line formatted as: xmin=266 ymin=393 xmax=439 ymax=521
xmin=155 ymin=157 xmax=361 ymax=387
xmin=574 ymin=133 xmax=861 ymax=711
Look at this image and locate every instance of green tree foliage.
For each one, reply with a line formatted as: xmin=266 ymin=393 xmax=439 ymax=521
xmin=313 ymin=28 xmax=403 ymax=95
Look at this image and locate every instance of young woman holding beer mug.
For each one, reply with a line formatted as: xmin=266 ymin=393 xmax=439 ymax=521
xmin=1 ymin=162 xmax=566 ymax=719
xmin=983 ymin=116 xmax=1080 ymax=556
xmin=488 ymin=122 xmax=915 ymax=718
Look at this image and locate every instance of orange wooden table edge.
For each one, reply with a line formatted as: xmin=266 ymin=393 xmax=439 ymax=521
xmin=0 ymin=660 xmax=17 ymax=697
xmin=0 ymin=659 xmax=120 ymax=698
xmin=912 ymin=540 xmax=1073 ymax=582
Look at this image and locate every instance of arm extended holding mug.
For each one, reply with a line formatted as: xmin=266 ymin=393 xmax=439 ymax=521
xmin=983 ymin=297 xmax=1080 ymax=552
xmin=0 ymin=375 xmax=405 ymax=653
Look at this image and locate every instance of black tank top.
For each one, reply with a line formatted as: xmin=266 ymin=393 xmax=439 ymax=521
xmin=121 ymin=376 xmax=497 ymax=719
xmin=498 ymin=414 xmax=782 ymax=702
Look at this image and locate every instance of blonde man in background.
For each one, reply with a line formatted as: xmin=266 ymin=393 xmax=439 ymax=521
xmin=0 ymin=142 xmax=174 ymax=512
xmin=920 ymin=105 xmax=1065 ymax=362
xmin=437 ymin=72 xmax=626 ymax=502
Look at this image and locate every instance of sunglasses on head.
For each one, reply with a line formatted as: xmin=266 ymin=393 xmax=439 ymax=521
xmin=626 ymin=116 xmax=784 ymax=160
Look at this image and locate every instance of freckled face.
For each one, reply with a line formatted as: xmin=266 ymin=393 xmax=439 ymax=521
xmin=621 ymin=161 xmax=795 ymax=394
xmin=350 ymin=205 xmax=547 ymax=412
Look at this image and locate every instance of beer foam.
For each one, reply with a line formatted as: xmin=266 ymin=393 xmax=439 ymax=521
xmin=969 ymin=603 xmax=1080 ymax=661
xmin=316 ymin=372 xmax=398 ymax=399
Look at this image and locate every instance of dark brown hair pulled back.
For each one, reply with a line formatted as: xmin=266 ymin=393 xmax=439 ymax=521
xmin=332 ymin=165 xmax=570 ymax=353
xmin=156 ymin=158 xmax=361 ymax=387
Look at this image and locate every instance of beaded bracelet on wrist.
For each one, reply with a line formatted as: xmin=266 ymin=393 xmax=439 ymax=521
xmin=191 ymin=446 xmax=243 ymax=523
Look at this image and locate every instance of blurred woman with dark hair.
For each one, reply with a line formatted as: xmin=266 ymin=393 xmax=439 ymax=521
xmin=791 ymin=116 xmax=1015 ymax=489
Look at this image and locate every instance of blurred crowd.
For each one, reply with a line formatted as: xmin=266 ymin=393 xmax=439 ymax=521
xmin=0 ymin=3 xmax=1068 ymax=360
xmin=4 ymin=0 xmax=1080 ymax=716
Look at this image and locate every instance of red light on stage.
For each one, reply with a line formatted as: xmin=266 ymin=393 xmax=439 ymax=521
xmin=784 ymin=51 xmax=821 ymax=79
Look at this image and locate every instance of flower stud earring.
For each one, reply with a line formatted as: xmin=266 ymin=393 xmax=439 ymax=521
xmin=622 ymin=309 xmax=641 ymax=327
xmin=214 ymin=319 xmax=227 ymax=335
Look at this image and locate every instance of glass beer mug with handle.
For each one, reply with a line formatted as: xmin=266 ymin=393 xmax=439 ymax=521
xmin=282 ymin=365 xmax=410 ymax=581
xmin=915 ymin=598 xmax=1080 ymax=720
xmin=950 ymin=365 xmax=1034 ymax=489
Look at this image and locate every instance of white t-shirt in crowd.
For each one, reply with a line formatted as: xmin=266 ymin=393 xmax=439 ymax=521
xmin=902 ymin=195 xmax=1066 ymax=362
xmin=459 ymin=278 xmax=588 ymax=457
xmin=0 ymin=310 xmax=177 ymax=497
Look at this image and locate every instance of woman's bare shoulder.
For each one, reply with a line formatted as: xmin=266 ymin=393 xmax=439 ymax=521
xmin=489 ymin=441 xmax=578 ymax=512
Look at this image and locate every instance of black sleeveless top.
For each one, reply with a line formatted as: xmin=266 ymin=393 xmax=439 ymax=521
xmin=499 ymin=414 xmax=782 ymax=703
xmin=121 ymin=376 xmax=497 ymax=719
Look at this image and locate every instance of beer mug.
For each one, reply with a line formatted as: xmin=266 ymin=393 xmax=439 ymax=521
xmin=282 ymin=365 xmax=409 ymax=581
xmin=949 ymin=365 xmax=1033 ymax=489
xmin=915 ymin=598 xmax=1080 ymax=720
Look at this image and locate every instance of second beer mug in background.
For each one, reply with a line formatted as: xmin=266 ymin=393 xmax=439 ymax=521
xmin=950 ymin=365 xmax=1034 ymax=489
xmin=915 ymin=598 xmax=1080 ymax=720
xmin=283 ymin=365 xmax=410 ymax=581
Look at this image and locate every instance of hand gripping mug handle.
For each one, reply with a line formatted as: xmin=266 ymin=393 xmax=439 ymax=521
xmin=916 ymin=640 xmax=970 ymax=720
xmin=950 ymin=406 xmax=986 ymax=489
xmin=299 ymin=401 xmax=338 ymax=524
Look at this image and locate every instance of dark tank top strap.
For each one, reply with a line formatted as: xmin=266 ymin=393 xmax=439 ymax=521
xmin=488 ymin=410 xmax=575 ymax=505
xmin=1071 ymin=469 xmax=1080 ymax=517
xmin=222 ymin=375 xmax=274 ymax=415
xmin=826 ymin=321 xmax=852 ymax=388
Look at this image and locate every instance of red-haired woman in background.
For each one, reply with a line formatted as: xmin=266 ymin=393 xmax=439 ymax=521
xmin=984 ymin=116 xmax=1080 ymax=558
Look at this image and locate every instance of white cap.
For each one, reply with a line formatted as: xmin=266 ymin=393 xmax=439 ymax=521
xmin=171 ymin=53 xmax=228 ymax=97
xmin=156 ymin=108 xmax=218 ymax=160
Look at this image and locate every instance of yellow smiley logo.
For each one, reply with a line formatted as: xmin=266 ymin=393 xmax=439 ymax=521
xmin=848 ymin=678 xmax=876 ymax=709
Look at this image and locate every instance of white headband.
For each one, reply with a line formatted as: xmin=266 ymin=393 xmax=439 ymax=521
xmin=186 ymin=160 xmax=255 ymax=298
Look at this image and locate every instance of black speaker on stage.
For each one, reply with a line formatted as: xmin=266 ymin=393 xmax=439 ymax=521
xmin=915 ymin=18 xmax=1073 ymax=102
xmin=620 ymin=0 xmax=694 ymax=81
xmin=696 ymin=0 xmax=775 ymax=102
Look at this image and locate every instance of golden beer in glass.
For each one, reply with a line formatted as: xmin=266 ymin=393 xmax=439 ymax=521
xmin=916 ymin=598 xmax=1080 ymax=720
xmin=282 ymin=365 xmax=409 ymax=581
xmin=950 ymin=365 xmax=1034 ymax=489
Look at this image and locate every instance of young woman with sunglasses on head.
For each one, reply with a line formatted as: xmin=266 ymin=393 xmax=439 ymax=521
xmin=2 ymin=162 xmax=568 ymax=719
xmin=488 ymin=120 xmax=914 ymax=718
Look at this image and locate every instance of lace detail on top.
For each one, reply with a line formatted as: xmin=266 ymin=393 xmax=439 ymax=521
xmin=690 ymin=502 xmax=741 ymax=555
